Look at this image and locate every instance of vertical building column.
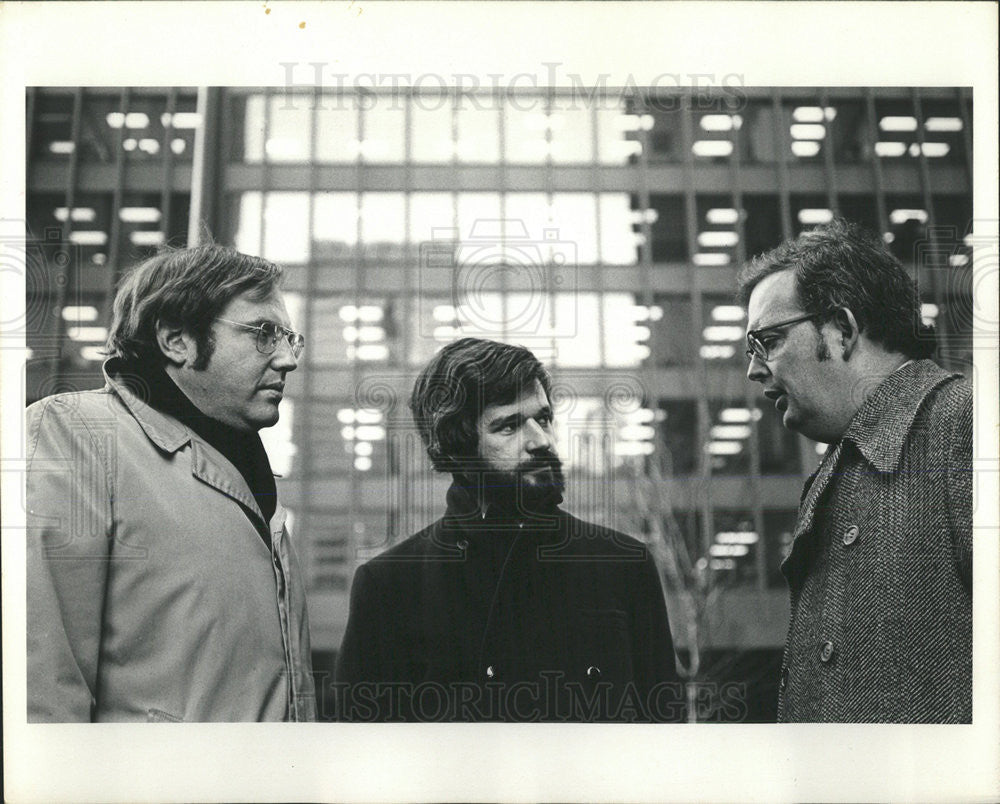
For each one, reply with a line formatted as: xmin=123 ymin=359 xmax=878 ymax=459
xmin=188 ymin=87 xmax=224 ymax=246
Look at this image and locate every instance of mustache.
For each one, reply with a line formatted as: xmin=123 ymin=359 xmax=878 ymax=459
xmin=517 ymin=452 xmax=562 ymax=472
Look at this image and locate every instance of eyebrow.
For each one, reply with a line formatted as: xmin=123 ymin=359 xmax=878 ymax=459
xmin=486 ymin=406 xmax=553 ymax=431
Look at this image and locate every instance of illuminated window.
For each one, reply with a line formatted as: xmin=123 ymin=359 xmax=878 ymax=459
xmin=604 ymin=293 xmax=654 ymax=368
xmin=411 ymin=98 xmax=454 ymax=162
xmin=456 ymin=103 xmax=500 ymax=163
xmin=549 ymin=193 xmax=597 ymax=264
xmin=456 ymin=192 xmax=502 ymax=250
xmin=409 ymin=193 xmax=454 ymax=247
xmin=313 ymin=192 xmax=359 ymax=258
xmin=596 ymin=106 xmax=642 ymax=164
xmin=265 ymin=95 xmax=312 ymax=162
xmin=548 ymin=96 xmax=594 ymax=163
xmin=316 ymin=101 xmax=359 ymax=163
xmin=359 ymin=192 xmax=405 ymax=258
xmin=262 ymin=192 xmax=310 ymax=263
xmin=234 ymin=192 xmax=263 ymax=255
xmin=504 ymin=99 xmax=549 ymax=164
xmin=360 ymin=95 xmax=405 ymax=163
xmin=599 ymin=194 xmax=639 ymax=265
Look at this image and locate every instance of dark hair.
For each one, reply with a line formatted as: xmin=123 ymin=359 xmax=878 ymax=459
xmin=736 ymin=218 xmax=935 ymax=359
xmin=409 ymin=337 xmax=553 ymax=473
xmin=106 ymin=244 xmax=282 ymax=369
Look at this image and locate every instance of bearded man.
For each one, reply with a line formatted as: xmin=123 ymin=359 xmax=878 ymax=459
xmin=335 ymin=337 xmax=682 ymax=722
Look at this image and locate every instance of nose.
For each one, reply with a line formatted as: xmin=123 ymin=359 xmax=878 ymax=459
xmin=270 ymin=338 xmax=300 ymax=372
xmin=746 ymin=351 xmax=770 ymax=383
xmin=523 ymin=418 xmax=554 ymax=454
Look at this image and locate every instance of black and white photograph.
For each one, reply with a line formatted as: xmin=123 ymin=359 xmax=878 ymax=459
xmin=1 ymin=2 xmax=997 ymax=802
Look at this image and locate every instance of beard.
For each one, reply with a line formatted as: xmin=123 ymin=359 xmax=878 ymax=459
xmin=479 ymin=452 xmax=566 ymax=515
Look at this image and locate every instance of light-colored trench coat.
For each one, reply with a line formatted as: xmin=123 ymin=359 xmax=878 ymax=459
xmin=26 ymin=362 xmax=316 ymax=722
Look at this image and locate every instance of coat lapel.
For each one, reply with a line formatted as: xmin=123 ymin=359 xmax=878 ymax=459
xmin=781 ymin=440 xmax=843 ymax=585
xmin=189 ymin=439 xmax=267 ymax=529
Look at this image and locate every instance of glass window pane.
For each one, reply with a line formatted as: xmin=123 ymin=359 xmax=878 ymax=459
xmin=701 ymin=294 xmax=746 ymax=367
xmin=648 ymin=194 xmax=687 ymax=262
xmin=599 ymin=193 xmax=639 ymax=265
xmin=263 ymin=192 xmax=310 ymax=263
xmin=242 ymin=95 xmax=265 ymax=163
xmin=550 ymin=193 xmax=597 ymax=264
xmin=557 ymin=395 xmax=612 ymax=476
xmin=409 ymin=295 xmax=452 ymax=366
xmin=744 ymin=101 xmax=778 ymax=164
xmin=549 ymin=98 xmax=593 ymax=163
xmin=360 ymin=192 xmax=405 ymax=259
xmin=596 ymin=106 xmax=642 ymax=164
xmin=361 ymin=95 xmax=405 ymax=163
xmin=604 ymin=293 xmax=654 ymax=368
xmin=648 ymin=294 xmax=694 ymax=367
xmin=411 ymin=99 xmax=453 ymax=163
xmin=707 ymin=511 xmax=759 ymax=587
xmin=456 ymin=192 xmax=501 ymax=244
xmin=505 ymin=192 xmax=550 ymax=238
xmin=313 ymin=192 xmax=359 ymax=259
xmin=267 ymin=95 xmax=312 ymax=162
xmin=504 ymin=98 xmax=548 ymax=164
xmin=316 ymin=100 xmax=359 ymax=163
xmin=657 ymin=399 xmax=698 ymax=476
xmin=456 ymin=103 xmax=500 ymax=163
xmin=553 ymin=292 xmax=600 ymax=368
xmin=234 ymin=191 xmax=263 ymax=255
xmin=409 ymin=192 xmax=454 ymax=245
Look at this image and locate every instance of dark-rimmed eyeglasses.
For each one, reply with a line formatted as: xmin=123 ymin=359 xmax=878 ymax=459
xmin=745 ymin=312 xmax=825 ymax=362
xmin=216 ymin=318 xmax=305 ymax=359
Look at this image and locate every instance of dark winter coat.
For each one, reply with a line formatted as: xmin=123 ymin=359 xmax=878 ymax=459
xmin=335 ymin=483 xmax=683 ymax=722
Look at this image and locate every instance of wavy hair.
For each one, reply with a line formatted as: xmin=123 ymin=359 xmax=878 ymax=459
xmin=736 ymin=218 xmax=935 ymax=359
xmin=410 ymin=337 xmax=553 ymax=473
xmin=106 ymin=245 xmax=282 ymax=369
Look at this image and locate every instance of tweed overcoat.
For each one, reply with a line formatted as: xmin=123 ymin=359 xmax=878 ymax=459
xmin=26 ymin=361 xmax=316 ymax=722
xmin=335 ymin=483 xmax=683 ymax=722
xmin=778 ymin=360 xmax=972 ymax=722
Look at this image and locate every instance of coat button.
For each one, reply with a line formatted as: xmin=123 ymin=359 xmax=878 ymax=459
xmin=819 ymin=641 xmax=835 ymax=663
xmin=586 ymin=665 xmax=601 ymax=678
xmin=456 ymin=538 xmax=469 ymax=550
xmin=486 ymin=665 xmax=495 ymax=678
xmin=779 ymin=667 xmax=789 ymax=690
xmin=842 ymin=525 xmax=859 ymax=546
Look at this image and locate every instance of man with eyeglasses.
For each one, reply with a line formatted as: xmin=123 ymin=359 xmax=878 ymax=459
xmin=26 ymin=244 xmax=316 ymax=721
xmin=738 ymin=218 xmax=971 ymax=723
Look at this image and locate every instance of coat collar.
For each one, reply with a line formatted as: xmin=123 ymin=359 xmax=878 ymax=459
xmin=780 ymin=359 xmax=958 ymax=585
xmin=839 ymin=359 xmax=959 ymax=473
xmin=103 ymin=358 xmax=274 ymax=530
xmin=103 ymin=358 xmax=192 ymax=454
xmin=440 ymin=480 xmax=563 ymax=543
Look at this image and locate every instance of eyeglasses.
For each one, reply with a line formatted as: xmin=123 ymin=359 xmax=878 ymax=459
xmin=745 ymin=312 xmax=825 ymax=362
xmin=216 ymin=318 xmax=305 ymax=359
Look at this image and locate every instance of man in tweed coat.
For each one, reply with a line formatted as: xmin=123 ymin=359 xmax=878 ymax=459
xmin=738 ymin=219 xmax=972 ymax=723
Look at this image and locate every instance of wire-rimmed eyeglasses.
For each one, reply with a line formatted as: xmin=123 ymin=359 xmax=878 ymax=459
xmin=216 ymin=318 xmax=305 ymax=359
xmin=745 ymin=312 xmax=825 ymax=362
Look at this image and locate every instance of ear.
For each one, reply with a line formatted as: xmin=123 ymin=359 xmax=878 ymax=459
xmin=833 ymin=307 xmax=861 ymax=359
xmin=154 ymin=319 xmax=197 ymax=367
